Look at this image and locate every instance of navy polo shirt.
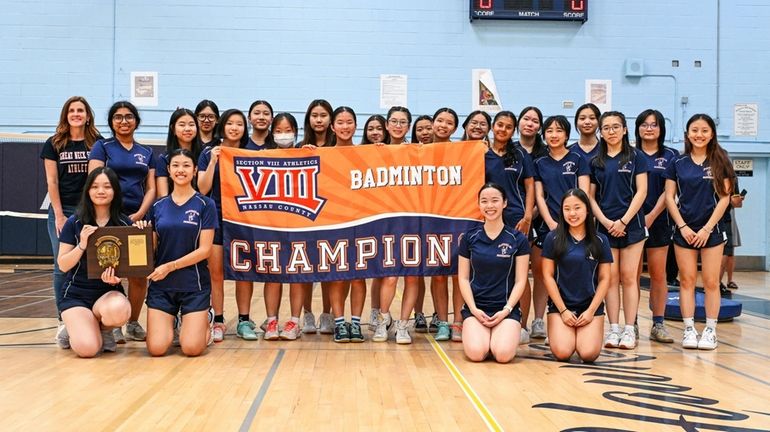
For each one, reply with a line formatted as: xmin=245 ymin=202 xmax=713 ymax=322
xmin=569 ymin=141 xmax=599 ymax=163
xmin=89 ymin=138 xmax=155 ymax=214
xmin=590 ymin=148 xmax=650 ymax=225
xmin=533 ymin=152 xmax=590 ymax=222
xmin=640 ymin=147 xmax=679 ymax=217
xmin=541 ymin=231 xmax=613 ymax=307
xmin=484 ymin=147 xmax=534 ymax=224
xmin=197 ymin=146 xmax=222 ymax=217
xmin=662 ymin=154 xmax=722 ymax=230
xmin=458 ymin=225 xmax=531 ymax=311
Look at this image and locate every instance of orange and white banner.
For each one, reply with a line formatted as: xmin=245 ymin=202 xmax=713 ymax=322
xmin=220 ymin=141 xmax=486 ymax=282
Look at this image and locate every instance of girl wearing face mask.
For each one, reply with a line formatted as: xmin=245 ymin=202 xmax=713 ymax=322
xmin=589 ymin=111 xmax=649 ymax=350
xmin=156 ymin=108 xmax=202 ymax=198
xmin=411 ymin=115 xmax=434 ymax=144
xmin=663 ymin=114 xmax=733 ymax=350
xmin=532 ymin=115 xmax=591 ymax=343
xmin=361 ymin=115 xmax=389 ymax=145
xmin=569 ymin=103 xmax=601 ymax=162
xmin=298 ymin=99 xmax=335 ymax=335
xmin=461 ymin=111 xmax=492 ymax=142
xmin=195 ymin=100 xmax=220 ymax=147
xmin=247 ymin=100 xmax=275 ymax=150
xmin=197 ymin=109 xmax=249 ymax=342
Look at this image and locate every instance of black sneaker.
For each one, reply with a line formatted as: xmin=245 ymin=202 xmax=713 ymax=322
xmin=428 ymin=312 xmax=439 ymax=333
xmin=349 ymin=322 xmax=364 ymax=343
xmin=414 ymin=312 xmax=428 ymax=333
xmin=720 ymin=284 xmax=731 ymax=298
xmin=333 ymin=322 xmax=350 ymax=343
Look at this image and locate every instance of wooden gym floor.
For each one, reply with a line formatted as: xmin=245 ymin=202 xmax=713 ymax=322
xmin=1 ymin=266 xmax=769 ymax=431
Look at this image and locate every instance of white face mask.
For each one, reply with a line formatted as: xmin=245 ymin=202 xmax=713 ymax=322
xmin=273 ymin=133 xmax=295 ymax=148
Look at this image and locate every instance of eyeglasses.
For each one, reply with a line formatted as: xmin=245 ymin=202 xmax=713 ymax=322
xmin=468 ymin=120 xmax=488 ymax=128
xmin=112 ymin=114 xmax=135 ymax=123
xmin=601 ymin=125 xmax=623 ymax=133
xmin=640 ymin=123 xmax=658 ymax=130
xmin=388 ymin=119 xmax=409 ymax=127
xmin=197 ymin=114 xmax=217 ymax=122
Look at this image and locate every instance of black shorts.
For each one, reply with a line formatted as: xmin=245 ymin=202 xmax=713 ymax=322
xmin=547 ymin=300 xmax=605 ymax=316
xmin=461 ymin=304 xmax=522 ymax=323
xmin=533 ymin=219 xmax=550 ymax=249
xmin=146 ymin=288 xmax=211 ymax=316
xmin=598 ymin=223 xmax=648 ymax=249
xmin=672 ymin=224 xmax=727 ymax=250
xmin=645 ymin=219 xmax=673 ymax=249
xmin=58 ymin=286 xmax=125 ymax=312
xmin=723 ymin=227 xmax=734 ymax=256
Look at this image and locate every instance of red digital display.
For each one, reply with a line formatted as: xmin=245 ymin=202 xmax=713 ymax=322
xmin=479 ymin=0 xmax=493 ymax=9
xmin=570 ymin=0 xmax=584 ymax=11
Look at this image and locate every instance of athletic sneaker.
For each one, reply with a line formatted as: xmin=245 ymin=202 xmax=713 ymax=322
xmin=237 ymin=320 xmax=259 ymax=340
xmin=519 ymin=328 xmax=531 ymax=345
xmin=682 ymin=326 xmax=699 ymax=349
xmin=333 ymin=322 xmax=350 ymax=343
xmin=349 ymin=322 xmax=364 ymax=343
xmin=172 ymin=315 xmax=181 ymax=347
xmin=435 ymin=321 xmax=450 ymax=341
xmin=55 ymin=322 xmax=70 ymax=349
xmin=697 ymin=327 xmax=718 ymax=350
xmin=212 ymin=322 xmax=226 ymax=343
xmin=126 ymin=320 xmax=146 ymax=341
xmin=414 ymin=312 xmax=428 ymax=333
xmin=263 ymin=319 xmax=280 ymax=341
xmin=279 ymin=321 xmax=301 ymax=340
xmin=372 ymin=313 xmax=392 ymax=342
xmin=318 ymin=313 xmax=334 ymax=334
xmin=530 ymin=318 xmax=546 ymax=339
xmin=650 ymin=323 xmax=674 ymax=343
xmin=450 ymin=323 xmax=463 ymax=342
xmin=101 ymin=329 xmax=117 ymax=353
xmin=428 ymin=312 xmax=439 ymax=333
xmin=369 ymin=309 xmax=379 ymax=332
xmin=302 ymin=311 xmax=317 ymax=334
xmin=618 ymin=329 xmax=637 ymax=349
xmin=396 ymin=320 xmax=412 ymax=344
xmin=604 ymin=330 xmax=621 ymax=348
xmin=259 ymin=319 xmax=268 ymax=332
xmin=113 ymin=327 xmax=126 ymax=344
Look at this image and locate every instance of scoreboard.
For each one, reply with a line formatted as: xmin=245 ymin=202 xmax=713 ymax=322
xmin=470 ymin=0 xmax=588 ymax=22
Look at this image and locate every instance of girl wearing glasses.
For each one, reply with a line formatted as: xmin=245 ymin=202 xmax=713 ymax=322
xmin=461 ymin=111 xmax=492 ymax=142
xmin=156 ymin=108 xmax=202 ymax=198
xmin=88 ymin=101 xmax=156 ymax=344
xmin=197 ymin=109 xmax=249 ymax=342
xmin=635 ymin=109 xmax=678 ymax=344
xmin=247 ymin=100 xmax=275 ymax=150
xmin=663 ymin=114 xmax=733 ymax=350
xmin=360 ymin=115 xmax=389 ymax=145
xmin=589 ymin=111 xmax=648 ymax=350
xmin=42 ymin=96 xmax=102 ymax=349
xmin=195 ymin=100 xmax=220 ymax=147
xmin=569 ymin=103 xmax=601 ymax=162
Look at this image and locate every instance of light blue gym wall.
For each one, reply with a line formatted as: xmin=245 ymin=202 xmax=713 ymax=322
xmin=1 ymin=0 xmax=769 ymax=267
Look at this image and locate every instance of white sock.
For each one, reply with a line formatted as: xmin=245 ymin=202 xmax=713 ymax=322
xmin=267 ymin=316 xmax=277 ymax=323
xmin=624 ymin=325 xmax=635 ymax=334
xmin=705 ymin=318 xmax=717 ymax=330
xmin=610 ymin=323 xmax=620 ymax=333
xmin=683 ymin=317 xmax=695 ymax=329
xmin=290 ymin=316 xmax=299 ymax=323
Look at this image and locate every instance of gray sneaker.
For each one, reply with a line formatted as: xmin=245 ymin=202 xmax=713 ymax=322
xmin=55 ymin=322 xmax=70 ymax=349
xmin=373 ymin=314 xmax=392 ymax=342
xmin=113 ymin=327 xmax=126 ymax=344
xmin=318 ymin=313 xmax=334 ymax=334
xmin=369 ymin=309 xmax=380 ymax=332
xmin=302 ymin=311 xmax=317 ymax=334
xmin=101 ymin=329 xmax=117 ymax=353
xmin=650 ymin=322 xmax=674 ymax=343
xmin=126 ymin=320 xmax=146 ymax=341
xmin=530 ymin=318 xmax=546 ymax=339
xmin=395 ymin=320 xmax=412 ymax=344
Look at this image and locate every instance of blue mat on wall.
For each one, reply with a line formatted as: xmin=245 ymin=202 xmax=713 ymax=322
xmin=665 ymin=291 xmax=742 ymax=322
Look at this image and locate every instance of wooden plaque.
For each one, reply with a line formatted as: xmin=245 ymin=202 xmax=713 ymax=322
xmin=86 ymin=226 xmax=154 ymax=279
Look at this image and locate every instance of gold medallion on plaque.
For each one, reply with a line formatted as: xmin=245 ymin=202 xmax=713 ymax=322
xmin=95 ymin=235 xmax=122 ymax=269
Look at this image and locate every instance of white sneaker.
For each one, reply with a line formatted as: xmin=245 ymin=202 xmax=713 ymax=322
xmin=302 ymin=311 xmax=317 ymax=334
xmin=530 ymin=318 xmax=546 ymax=339
xmin=519 ymin=328 xmax=531 ymax=345
xmin=369 ymin=309 xmax=380 ymax=332
xmin=697 ymin=327 xmax=718 ymax=350
xmin=604 ymin=330 xmax=621 ymax=348
xmin=318 ymin=313 xmax=334 ymax=334
xmin=395 ymin=320 xmax=412 ymax=344
xmin=618 ymin=329 xmax=637 ymax=349
xmin=55 ymin=322 xmax=70 ymax=349
xmin=682 ymin=326 xmax=699 ymax=349
xmin=372 ymin=314 xmax=392 ymax=342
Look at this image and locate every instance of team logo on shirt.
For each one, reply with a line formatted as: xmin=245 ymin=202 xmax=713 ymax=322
xmin=654 ymin=157 xmax=667 ymax=170
xmin=702 ymin=166 xmax=714 ymax=179
xmin=133 ymin=153 xmax=148 ymax=166
xmin=184 ymin=210 xmax=200 ymax=225
xmin=562 ymin=161 xmax=576 ymax=175
xmin=233 ymin=156 xmax=327 ymax=221
xmin=497 ymin=242 xmax=512 ymax=258
xmin=618 ymin=161 xmax=633 ymax=173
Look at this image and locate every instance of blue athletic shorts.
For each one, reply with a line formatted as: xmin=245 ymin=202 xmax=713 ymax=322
xmin=461 ymin=304 xmax=522 ymax=323
xmin=146 ymin=288 xmax=211 ymax=316
xmin=58 ymin=286 xmax=125 ymax=312
xmin=598 ymin=223 xmax=648 ymax=249
xmin=547 ymin=299 xmax=605 ymax=316
xmin=645 ymin=218 xmax=673 ymax=249
xmin=672 ymin=224 xmax=727 ymax=250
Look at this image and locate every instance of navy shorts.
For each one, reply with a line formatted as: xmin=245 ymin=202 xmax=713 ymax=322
xmin=461 ymin=304 xmax=522 ymax=323
xmin=723 ymin=227 xmax=734 ymax=256
xmin=598 ymin=223 xmax=647 ymax=249
xmin=547 ymin=300 xmax=605 ymax=316
xmin=533 ymin=220 xmax=551 ymax=249
xmin=146 ymin=288 xmax=211 ymax=316
xmin=672 ymin=224 xmax=727 ymax=250
xmin=58 ymin=286 xmax=125 ymax=312
xmin=645 ymin=219 xmax=673 ymax=249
